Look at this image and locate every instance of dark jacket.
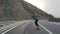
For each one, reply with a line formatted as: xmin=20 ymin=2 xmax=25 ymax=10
xmin=31 ymin=14 xmax=40 ymax=20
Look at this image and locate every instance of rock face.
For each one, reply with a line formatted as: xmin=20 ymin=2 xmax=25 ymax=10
xmin=0 ymin=0 xmax=51 ymax=21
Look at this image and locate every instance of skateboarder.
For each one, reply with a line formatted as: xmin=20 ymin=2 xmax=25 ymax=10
xmin=31 ymin=12 xmax=41 ymax=30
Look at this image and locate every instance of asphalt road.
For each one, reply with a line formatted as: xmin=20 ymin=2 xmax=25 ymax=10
xmin=39 ymin=21 xmax=60 ymax=34
xmin=1 ymin=20 xmax=60 ymax=34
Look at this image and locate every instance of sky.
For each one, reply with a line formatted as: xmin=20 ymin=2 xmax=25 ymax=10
xmin=24 ymin=0 xmax=60 ymax=18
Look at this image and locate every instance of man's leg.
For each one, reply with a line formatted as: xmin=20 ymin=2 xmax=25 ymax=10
xmin=35 ymin=20 xmax=40 ymax=30
xmin=35 ymin=20 xmax=39 ymax=27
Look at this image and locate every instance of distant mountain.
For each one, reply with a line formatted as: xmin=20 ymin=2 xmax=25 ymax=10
xmin=0 ymin=0 xmax=52 ymax=21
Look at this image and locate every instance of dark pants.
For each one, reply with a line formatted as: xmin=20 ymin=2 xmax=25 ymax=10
xmin=35 ymin=20 xmax=39 ymax=27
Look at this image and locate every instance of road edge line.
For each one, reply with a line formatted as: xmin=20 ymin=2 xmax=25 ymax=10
xmin=38 ymin=22 xmax=53 ymax=34
xmin=1 ymin=21 xmax=26 ymax=34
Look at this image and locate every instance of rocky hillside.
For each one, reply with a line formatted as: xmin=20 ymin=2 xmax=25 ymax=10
xmin=0 ymin=0 xmax=52 ymax=21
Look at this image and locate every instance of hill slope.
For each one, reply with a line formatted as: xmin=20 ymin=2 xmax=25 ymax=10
xmin=0 ymin=0 xmax=52 ymax=21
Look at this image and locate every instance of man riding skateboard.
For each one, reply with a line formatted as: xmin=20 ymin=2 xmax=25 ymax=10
xmin=31 ymin=12 xmax=41 ymax=30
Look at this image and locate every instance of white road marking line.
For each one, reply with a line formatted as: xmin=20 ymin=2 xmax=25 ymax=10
xmin=38 ymin=22 xmax=53 ymax=34
xmin=1 ymin=21 xmax=26 ymax=34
